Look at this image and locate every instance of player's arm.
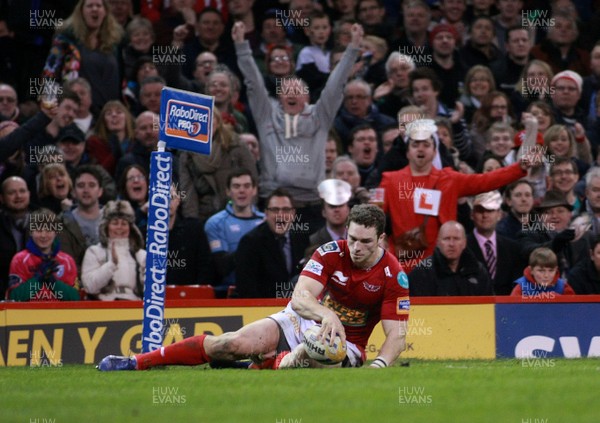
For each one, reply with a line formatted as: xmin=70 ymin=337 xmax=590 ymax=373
xmin=291 ymin=275 xmax=346 ymax=345
xmin=370 ymin=319 xmax=407 ymax=368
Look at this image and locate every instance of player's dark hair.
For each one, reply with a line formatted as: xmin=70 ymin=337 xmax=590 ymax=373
xmin=74 ymin=164 xmax=103 ymax=188
xmin=266 ymin=187 xmax=294 ymax=209
xmin=227 ymin=168 xmax=256 ymax=188
xmin=347 ymin=204 xmax=385 ymax=237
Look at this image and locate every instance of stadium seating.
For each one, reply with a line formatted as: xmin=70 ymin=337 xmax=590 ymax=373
xmin=165 ymin=285 xmax=216 ymax=299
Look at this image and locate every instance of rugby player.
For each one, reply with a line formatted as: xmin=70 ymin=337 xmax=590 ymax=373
xmin=98 ymin=204 xmax=409 ymax=370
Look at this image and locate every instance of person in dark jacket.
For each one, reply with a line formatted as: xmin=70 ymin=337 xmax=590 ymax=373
xmin=0 ymin=108 xmax=55 ymax=160
xmin=0 ymin=176 xmax=32 ymax=298
xmin=410 ymin=221 xmax=494 ymax=296
xmin=115 ymin=111 xmax=157 ymax=181
xmin=496 ymin=180 xmax=534 ymax=240
xmin=235 ymin=188 xmax=309 ymax=298
xmin=517 ymin=190 xmax=590 ymax=277
xmin=333 ymin=78 xmax=395 ymax=151
xmin=567 ymin=235 xmax=600 ymax=294
xmin=467 ymin=191 xmax=526 ymax=295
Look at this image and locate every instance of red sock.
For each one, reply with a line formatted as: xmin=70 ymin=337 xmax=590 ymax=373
xmin=135 ymin=335 xmax=210 ymax=370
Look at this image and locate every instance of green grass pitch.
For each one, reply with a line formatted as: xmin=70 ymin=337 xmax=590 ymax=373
xmin=2 ymin=359 xmax=599 ymax=423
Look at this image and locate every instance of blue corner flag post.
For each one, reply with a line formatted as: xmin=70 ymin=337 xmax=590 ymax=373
xmin=142 ymin=87 xmax=214 ymax=353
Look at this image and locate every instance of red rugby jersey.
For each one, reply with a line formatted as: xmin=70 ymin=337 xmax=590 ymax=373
xmin=300 ymin=240 xmax=409 ymax=351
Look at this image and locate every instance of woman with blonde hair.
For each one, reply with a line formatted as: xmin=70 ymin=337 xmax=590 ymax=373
xmin=86 ymin=100 xmax=135 ymax=175
xmin=459 ymin=65 xmax=496 ymax=124
xmin=38 ymin=163 xmax=74 ymax=214
xmin=511 ymin=59 xmax=554 ymax=116
xmin=543 ymin=124 xmax=591 ymax=177
xmin=81 ymin=200 xmax=146 ymax=300
xmin=42 ymin=0 xmax=124 ymax=115
xmin=179 ymin=109 xmax=257 ymax=221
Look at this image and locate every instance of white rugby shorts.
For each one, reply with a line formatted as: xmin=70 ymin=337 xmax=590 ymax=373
xmin=269 ymin=302 xmax=363 ymax=367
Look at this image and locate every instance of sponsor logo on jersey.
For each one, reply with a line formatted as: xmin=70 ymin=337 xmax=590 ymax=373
xmin=397 ymin=271 xmax=409 ymax=289
xmin=317 ymin=241 xmax=341 ymax=256
xmin=362 ymin=281 xmax=381 ymax=292
xmin=305 ymin=259 xmax=323 ymax=276
xmin=397 ymin=296 xmax=410 ymax=315
xmin=384 ymin=266 xmax=392 ymax=277
xmin=331 ymin=271 xmax=349 ymax=286
xmin=56 ymin=264 xmax=65 ymax=278
xmin=323 ymin=293 xmax=368 ymax=326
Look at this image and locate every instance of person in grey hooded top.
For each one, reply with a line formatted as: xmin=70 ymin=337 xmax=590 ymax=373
xmin=232 ymin=21 xmax=364 ymax=208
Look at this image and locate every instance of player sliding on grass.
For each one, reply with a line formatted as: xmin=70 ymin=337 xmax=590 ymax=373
xmin=98 ymin=204 xmax=409 ymax=370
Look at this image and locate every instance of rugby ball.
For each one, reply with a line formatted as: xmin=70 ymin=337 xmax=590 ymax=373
xmin=302 ymin=324 xmax=347 ymax=365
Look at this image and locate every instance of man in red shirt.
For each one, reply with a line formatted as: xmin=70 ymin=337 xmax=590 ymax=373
xmin=98 ymin=204 xmax=409 ymax=370
xmin=380 ymin=119 xmax=534 ymax=272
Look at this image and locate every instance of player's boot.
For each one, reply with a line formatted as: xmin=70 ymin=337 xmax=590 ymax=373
xmin=97 ymin=355 xmax=137 ymax=371
xmin=248 ymin=357 xmax=276 ymax=370
xmin=273 ymin=350 xmax=293 ymax=369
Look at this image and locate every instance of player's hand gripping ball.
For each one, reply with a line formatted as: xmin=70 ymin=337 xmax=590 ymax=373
xmin=302 ymin=324 xmax=347 ymax=364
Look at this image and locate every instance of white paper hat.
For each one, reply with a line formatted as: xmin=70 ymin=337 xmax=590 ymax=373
xmin=318 ymin=179 xmax=352 ymax=206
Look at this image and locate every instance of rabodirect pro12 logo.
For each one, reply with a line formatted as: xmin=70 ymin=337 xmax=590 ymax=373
xmin=165 ymin=99 xmax=210 ymax=143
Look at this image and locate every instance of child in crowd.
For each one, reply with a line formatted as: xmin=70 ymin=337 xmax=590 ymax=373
xmin=296 ymin=11 xmax=332 ymax=97
xmin=511 ymin=247 xmax=575 ymax=297
xmin=7 ymin=208 xmax=80 ymax=301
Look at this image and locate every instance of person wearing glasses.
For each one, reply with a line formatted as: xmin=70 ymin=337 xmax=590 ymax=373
xmin=470 ymin=91 xmax=515 ymax=162
xmin=550 ymin=71 xmax=591 ymax=140
xmin=234 ymin=188 xmax=310 ymax=298
xmin=264 ymin=45 xmax=296 ymax=98
xmin=548 ymin=158 xmax=581 ymax=213
xmin=254 ymin=9 xmax=298 ymax=77
xmin=333 ymin=79 xmax=395 ymax=151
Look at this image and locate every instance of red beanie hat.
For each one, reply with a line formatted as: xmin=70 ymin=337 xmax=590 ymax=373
xmin=429 ymin=23 xmax=458 ymax=44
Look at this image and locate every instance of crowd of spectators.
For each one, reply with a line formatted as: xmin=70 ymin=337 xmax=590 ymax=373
xmin=2 ymin=0 xmax=600 ymax=301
